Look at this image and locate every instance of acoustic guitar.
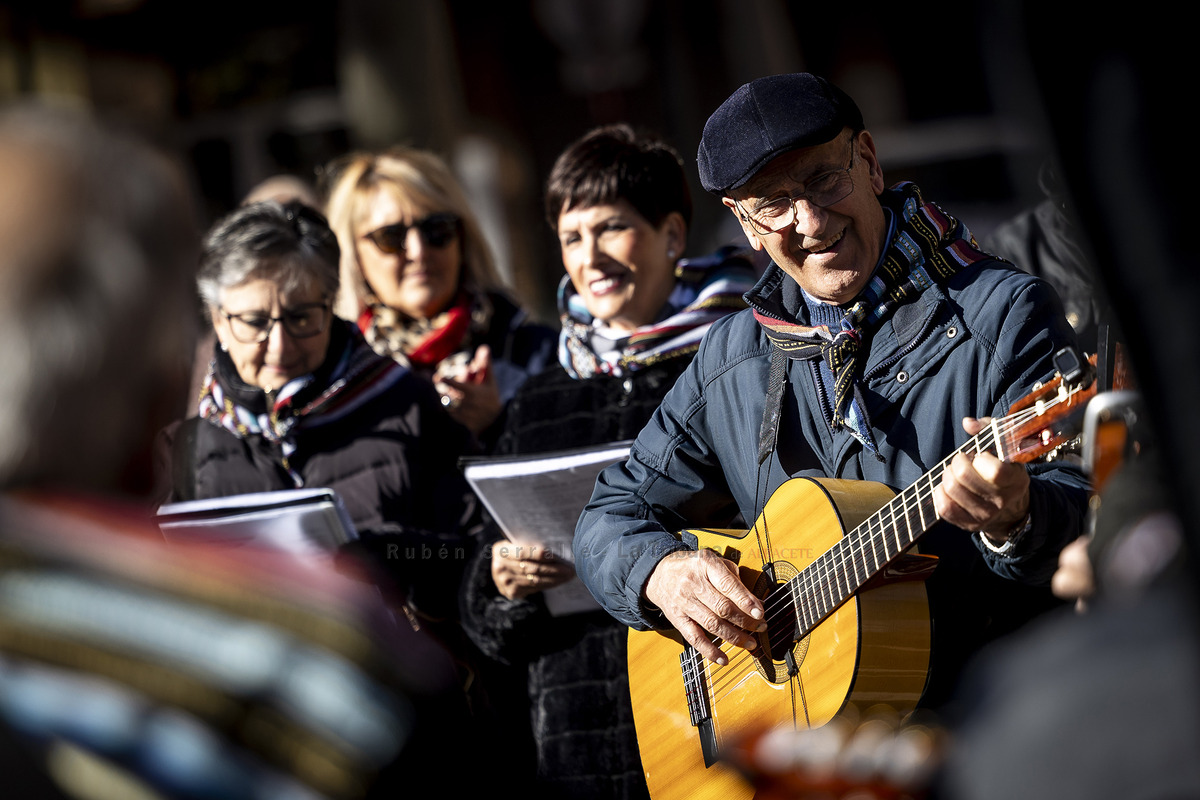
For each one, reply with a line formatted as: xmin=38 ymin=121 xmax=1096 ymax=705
xmin=627 ymin=350 xmax=1097 ymax=800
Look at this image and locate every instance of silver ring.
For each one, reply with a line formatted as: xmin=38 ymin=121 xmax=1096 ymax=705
xmin=440 ymin=393 xmax=460 ymax=410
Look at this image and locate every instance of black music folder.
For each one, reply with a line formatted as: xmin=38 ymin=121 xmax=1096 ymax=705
xmin=155 ymin=488 xmax=358 ymax=559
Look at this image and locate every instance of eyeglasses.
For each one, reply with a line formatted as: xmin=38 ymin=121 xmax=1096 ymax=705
xmin=219 ymin=302 xmax=332 ymax=344
xmin=735 ymin=136 xmax=858 ymax=235
xmin=362 ymin=213 xmax=461 ymax=255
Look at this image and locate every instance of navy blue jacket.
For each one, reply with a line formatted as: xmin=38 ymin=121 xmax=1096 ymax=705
xmin=575 ymin=257 xmax=1090 ymax=705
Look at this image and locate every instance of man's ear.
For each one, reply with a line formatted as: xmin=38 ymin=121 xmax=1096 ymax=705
xmin=856 ymin=130 xmax=886 ymax=196
xmin=721 ymin=197 xmax=764 ymax=252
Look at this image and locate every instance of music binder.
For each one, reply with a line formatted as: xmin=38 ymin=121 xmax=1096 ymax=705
xmin=155 ymin=488 xmax=358 ymax=559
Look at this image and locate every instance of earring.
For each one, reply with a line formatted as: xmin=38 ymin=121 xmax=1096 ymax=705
xmin=667 ymin=249 xmax=677 ymax=260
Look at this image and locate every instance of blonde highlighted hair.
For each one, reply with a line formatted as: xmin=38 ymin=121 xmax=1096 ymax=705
xmin=322 ymin=146 xmax=502 ymax=321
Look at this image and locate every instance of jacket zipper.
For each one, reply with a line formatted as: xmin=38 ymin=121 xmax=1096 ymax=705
xmin=810 ymin=360 xmax=835 ymax=424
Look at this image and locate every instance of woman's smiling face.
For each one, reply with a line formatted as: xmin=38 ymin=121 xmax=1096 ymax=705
xmin=556 ymin=199 xmax=682 ymax=332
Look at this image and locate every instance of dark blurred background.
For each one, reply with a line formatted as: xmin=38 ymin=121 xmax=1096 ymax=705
xmin=0 ymin=0 xmax=1058 ymax=322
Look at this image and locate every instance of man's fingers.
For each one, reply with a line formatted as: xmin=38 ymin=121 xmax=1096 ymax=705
xmin=683 ymin=595 xmax=760 ymax=654
xmin=645 ymin=550 xmax=766 ymax=663
xmin=704 ymin=555 xmax=766 ymax=623
xmin=961 ymin=416 xmax=990 ymax=436
xmin=941 ymin=452 xmax=1022 ymax=510
xmin=937 ymin=454 xmax=993 ymax=519
xmin=675 ymin=618 xmax=728 ymax=664
xmin=936 ymin=449 xmax=1031 ymax=533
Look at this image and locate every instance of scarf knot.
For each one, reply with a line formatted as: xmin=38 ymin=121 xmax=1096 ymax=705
xmin=753 ymin=182 xmax=995 ymax=451
xmin=359 ymin=289 xmax=491 ymax=378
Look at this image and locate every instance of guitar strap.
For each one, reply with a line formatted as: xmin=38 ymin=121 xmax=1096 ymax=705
xmin=757 ymin=347 xmax=788 ymax=465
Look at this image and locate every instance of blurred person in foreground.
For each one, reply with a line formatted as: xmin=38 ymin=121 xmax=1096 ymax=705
xmin=936 ymin=453 xmax=1200 ymax=799
xmin=155 ymin=200 xmax=483 ymax=637
xmin=322 ymin=145 xmax=556 ymax=447
xmin=0 ymin=103 xmax=474 ymax=799
xmin=459 ymin=124 xmax=759 ymax=798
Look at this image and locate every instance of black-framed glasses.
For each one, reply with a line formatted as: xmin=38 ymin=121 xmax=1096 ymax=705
xmin=219 ymin=301 xmax=332 ymax=344
xmin=362 ymin=212 xmax=461 ymax=255
xmin=735 ymin=136 xmax=858 ymax=235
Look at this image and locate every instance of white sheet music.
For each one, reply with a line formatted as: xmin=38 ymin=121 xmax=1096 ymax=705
xmin=463 ymin=442 xmax=631 ymax=616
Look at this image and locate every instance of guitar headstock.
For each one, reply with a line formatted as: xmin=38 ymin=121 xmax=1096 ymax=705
xmin=1000 ymin=349 xmax=1099 ymax=464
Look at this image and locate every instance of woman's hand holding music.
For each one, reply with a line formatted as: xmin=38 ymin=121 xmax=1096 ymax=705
xmin=643 ymin=549 xmax=766 ymax=666
xmin=491 ymin=540 xmax=576 ymax=601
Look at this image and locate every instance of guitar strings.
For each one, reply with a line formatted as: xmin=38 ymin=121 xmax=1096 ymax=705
xmin=704 ymin=400 xmax=1059 ymax=701
xmin=757 ymin=402 xmax=1039 ymax=626
xmin=706 ymin=415 xmax=1006 ymax=699
xmin=707 ymin=398 xmax=1063 ymax=701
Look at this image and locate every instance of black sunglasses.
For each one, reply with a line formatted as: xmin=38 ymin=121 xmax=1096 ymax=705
xmin=362 ymin=213 xmax=461 ymax=255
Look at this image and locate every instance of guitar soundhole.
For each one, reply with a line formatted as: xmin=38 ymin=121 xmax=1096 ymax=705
xmin=753 ymin=561 xmax=809 ymax=683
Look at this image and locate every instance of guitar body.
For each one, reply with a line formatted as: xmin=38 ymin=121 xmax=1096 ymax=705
xmin=628 ymin=477 xmax=932 ymax=800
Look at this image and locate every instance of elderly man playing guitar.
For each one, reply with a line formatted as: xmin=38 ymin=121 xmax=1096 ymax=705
xmin=574 ymin=73 xmax=1091 ymax=799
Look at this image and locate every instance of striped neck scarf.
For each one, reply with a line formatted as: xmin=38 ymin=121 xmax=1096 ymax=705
xmin=558 ymin=246 xmax=758 ymax=379
xmin=198 ymin=321 xmax=407 ymax=486
xmin=753 ymin=182 xmax=994 ymax=451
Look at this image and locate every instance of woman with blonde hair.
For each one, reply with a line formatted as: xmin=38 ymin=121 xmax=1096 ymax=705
xmin=323 ymin=146 xmax=554 ymax=444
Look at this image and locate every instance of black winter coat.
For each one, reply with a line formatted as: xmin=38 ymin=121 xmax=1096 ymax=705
xmin=157 ymin=321 xmax=481 ymax=622
xmin=461 ymin=357 xmax=692 ymax=800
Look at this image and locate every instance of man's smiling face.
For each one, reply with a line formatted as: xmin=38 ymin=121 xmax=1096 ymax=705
xmin=724 ymin=128 xmax=888 ymax=305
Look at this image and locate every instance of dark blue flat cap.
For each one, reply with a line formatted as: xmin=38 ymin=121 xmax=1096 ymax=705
xmin=698 ymin=73 xmax=863 ymax=195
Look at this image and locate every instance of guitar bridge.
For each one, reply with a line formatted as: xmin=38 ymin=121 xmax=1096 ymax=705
xmin=679 ymin=646 xmax=719 ymax=767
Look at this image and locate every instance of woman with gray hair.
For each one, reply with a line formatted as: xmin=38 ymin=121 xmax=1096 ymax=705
xmin=157 ymin=199 xmax=480 ymax=626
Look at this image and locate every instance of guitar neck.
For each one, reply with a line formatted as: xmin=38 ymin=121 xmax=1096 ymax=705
xmin=783 ymin=351 xmax=1096 ymax=639
xmin=787 ymin=422 xmax=1007 ymax=637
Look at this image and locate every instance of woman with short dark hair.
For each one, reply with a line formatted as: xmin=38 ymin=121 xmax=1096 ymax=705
xmin=461 ymin=124 xmax=761 ymax=798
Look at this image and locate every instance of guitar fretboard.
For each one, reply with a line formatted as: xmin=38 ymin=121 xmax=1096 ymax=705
xmin=786 ymin=422 xmax=1008 ymax=638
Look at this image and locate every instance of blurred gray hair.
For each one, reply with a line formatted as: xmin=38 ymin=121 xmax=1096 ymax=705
xmin=197 ymin=200 xmax=340 ymax=316
xmin=0 ymin=103 xmax=199 ymax=496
